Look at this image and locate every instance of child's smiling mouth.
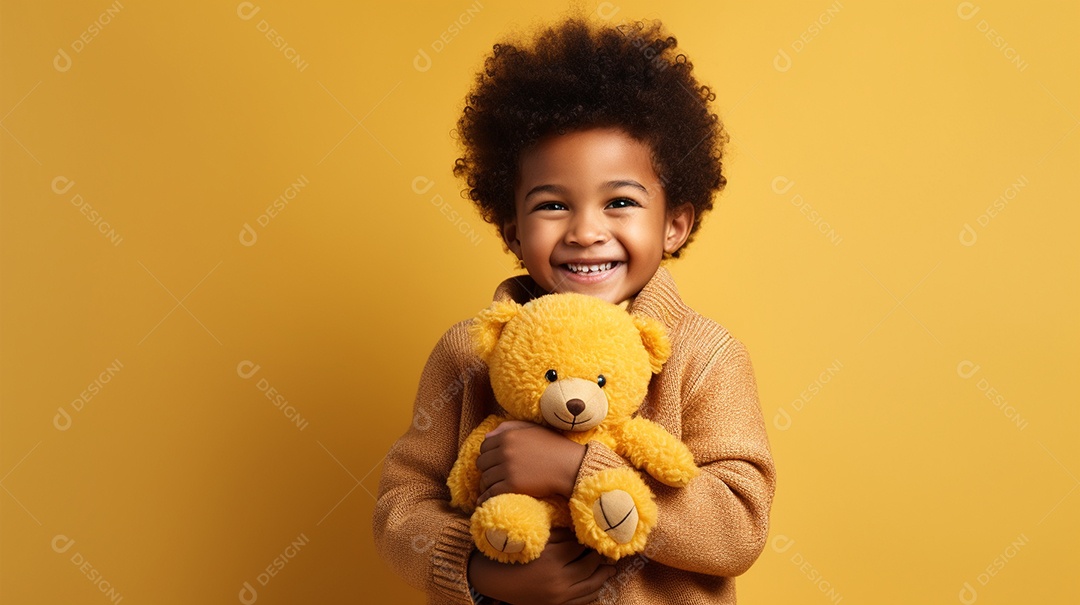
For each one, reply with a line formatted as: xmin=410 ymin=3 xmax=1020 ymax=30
xmin=560 ymin=261 xmax=622 ymax=283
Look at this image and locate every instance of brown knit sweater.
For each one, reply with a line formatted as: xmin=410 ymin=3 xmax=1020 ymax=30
xmin=373 ymin=266 xmax=776 ymax=604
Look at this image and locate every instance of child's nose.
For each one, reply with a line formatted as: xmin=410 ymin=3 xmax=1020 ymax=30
xmin=566 ymin=209 xmax=610 ymax=246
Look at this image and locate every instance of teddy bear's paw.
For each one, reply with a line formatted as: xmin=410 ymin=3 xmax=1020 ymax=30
xmin=592 ymin=490 xmax=638 ymax=544
xmin=483 ymin=528 xmax=526 ymax=555
xmin=470 ymin=493 xmax=555 ymax=563
xmin=570 ymin=468 xmax=658 ymax=560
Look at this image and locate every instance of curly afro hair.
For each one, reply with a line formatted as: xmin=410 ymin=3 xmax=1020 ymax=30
xmin=452 ymin=15 xmax=728 ymax=260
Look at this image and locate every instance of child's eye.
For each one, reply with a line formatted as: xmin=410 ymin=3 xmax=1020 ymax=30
xmin=608 ymin=198 xmax=638 ymax=209
xmin=535 ymin=202 xmax=566 ymax=211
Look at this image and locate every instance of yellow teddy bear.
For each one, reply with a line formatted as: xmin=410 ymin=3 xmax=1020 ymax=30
xmin=447 ymin=292 xmax=700 ymax=563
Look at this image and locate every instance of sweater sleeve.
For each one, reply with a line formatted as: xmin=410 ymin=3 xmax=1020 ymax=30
xmin=372 ymin=321 xmax=480 ymax=603
xmin=575 ymin=332 xmax=776 ymax=577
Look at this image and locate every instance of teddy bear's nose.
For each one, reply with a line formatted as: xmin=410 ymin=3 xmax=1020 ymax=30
xmin=565 ymin=399 xmax=586 ymax=416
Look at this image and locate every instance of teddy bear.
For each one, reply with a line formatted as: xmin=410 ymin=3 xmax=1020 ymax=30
xmin=447 ymin=292 xmax=700 ymax=563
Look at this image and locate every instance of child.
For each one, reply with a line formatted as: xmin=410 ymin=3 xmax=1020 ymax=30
xmin=373 ymin=14 xmax=775 ymax=605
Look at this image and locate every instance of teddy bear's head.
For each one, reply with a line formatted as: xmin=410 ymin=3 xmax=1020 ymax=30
xmin=468 ymin=293 xmax=671 ymax=432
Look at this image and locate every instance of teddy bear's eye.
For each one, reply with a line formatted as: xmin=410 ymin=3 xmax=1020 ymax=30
xmin=597 ymin=375 xmax=606 ymax=388
xmin=545 ymin=369 xmax=558 ymax=382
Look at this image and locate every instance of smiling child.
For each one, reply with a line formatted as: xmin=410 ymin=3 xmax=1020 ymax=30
xmin=374 ymin=14 xmax=775 ymax=605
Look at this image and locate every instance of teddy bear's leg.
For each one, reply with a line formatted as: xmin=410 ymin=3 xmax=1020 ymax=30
xmin=470 ymin=493 xmax=559 ymax=564
xmin=569 ymin=467 xmax=658 ymax=560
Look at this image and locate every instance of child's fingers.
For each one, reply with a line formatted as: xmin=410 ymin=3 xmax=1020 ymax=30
xmin=474 ymin=446 xmax=504 ymax=473
xmin=474 ymin=444 xmax=506 ymax=505
xmin=539 ymin=532 xmax=615 ymax=603
xmin=564 ymin=548 xmax=604 ymax=580
xmin=476 ymin=459 xmax=508 ymax=500
xmin=566 ymin=554 xmax=617 ymax=604
xmin=481 ymin=419 xmax=536 ymax=440
xmin=563 ymin=570 xmax=615 ymax=605
xmin=474 ymin=480 xmax=506 ymax=506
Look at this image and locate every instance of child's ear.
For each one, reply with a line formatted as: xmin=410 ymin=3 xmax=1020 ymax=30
xmin=469 ymin=300 xmax=521 ymax=362
xmin=663 ymin=203 xmax=695 ymax=255
xmin=633 ymin=316 xmax=672 ymax=373
xmin=501 ymin=219 xmax=522 ymax=260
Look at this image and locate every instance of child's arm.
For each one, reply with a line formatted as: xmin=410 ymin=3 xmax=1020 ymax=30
xmin=467 ymin=335 xmax=775 ymax=578
xmin=474 ymin=420 xmax=586 ymax=505
xmin=468 ymin=422 xmax=617 ymax=604
xmin=576 ymin=335 xmax=776 ymax=576
xmin=372 ymin=322 xmax=485 ymax=603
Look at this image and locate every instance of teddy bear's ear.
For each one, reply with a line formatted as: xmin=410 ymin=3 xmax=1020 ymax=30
xmin=633 ymin=316 xmax=672 ymax=374
xmin=468 ymin=300 xmax=521 ymax=362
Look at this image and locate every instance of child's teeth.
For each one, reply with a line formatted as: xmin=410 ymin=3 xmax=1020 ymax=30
xmin=568 ymin=262 xmax=614 ymax=273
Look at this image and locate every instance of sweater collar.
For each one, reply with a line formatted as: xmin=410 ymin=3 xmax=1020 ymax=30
xmin=490 ymin=265 xmax=691 ymax=334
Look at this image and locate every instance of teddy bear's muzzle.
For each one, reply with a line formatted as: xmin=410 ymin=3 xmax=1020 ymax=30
xmin=539 ymin=377 xmax=608 ymax=432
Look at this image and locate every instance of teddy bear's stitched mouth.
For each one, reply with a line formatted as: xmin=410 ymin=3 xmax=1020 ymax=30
xmin=553 ymin=412 xmax=592 ymax=430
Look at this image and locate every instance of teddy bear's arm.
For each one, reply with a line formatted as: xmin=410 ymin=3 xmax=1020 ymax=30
xmin=447 ymin=414 xmax=505 ymax=513
xmin=612 ymin=417 xmax=701 ymax=487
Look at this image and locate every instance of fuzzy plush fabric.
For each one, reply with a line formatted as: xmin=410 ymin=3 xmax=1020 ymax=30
xmin=448 ymin=291 xmax=696 ymax=564
xmin=373 ymin=266 xmax=776 ymax=604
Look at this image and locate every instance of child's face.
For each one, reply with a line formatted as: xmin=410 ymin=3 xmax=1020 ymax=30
xmin=502 ymin=127 xmax=693 ymax=306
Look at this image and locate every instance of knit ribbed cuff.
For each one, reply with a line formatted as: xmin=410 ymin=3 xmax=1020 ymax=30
xmin=431 ymin=516 xmax=476 ymax=603
xmin=575 ymin=440 xmax=631 ymax=488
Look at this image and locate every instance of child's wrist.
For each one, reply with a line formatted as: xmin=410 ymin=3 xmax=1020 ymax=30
xmin=466 ymin=549 xmax=491 ymax=598
xmin=558 ymin=440 xmax=588 ymax=497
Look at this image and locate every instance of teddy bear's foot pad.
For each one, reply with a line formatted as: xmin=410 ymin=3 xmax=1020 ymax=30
xmin=592 ymin=490 xmax=639 ymax=544
xmin=484 ymin=528 xmax=525 ymax=554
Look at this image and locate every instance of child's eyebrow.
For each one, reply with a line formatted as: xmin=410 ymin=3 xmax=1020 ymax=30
xmin=524 ymin=180 xmax=650 ymax=200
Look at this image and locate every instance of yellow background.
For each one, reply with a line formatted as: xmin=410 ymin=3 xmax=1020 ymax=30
xmin=1 ymin=0 xmax=1076 ymax=603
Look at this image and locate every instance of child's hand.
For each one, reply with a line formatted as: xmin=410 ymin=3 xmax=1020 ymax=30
xmin=468 ymin=528 xmax=616 ymax=605
xmin=476 ymin=421 xmax=586 ymax=505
